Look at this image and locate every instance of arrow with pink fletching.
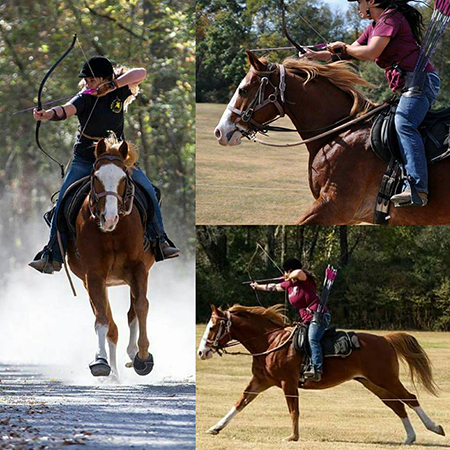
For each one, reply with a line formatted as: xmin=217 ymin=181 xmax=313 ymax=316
xmin=13 ymin=88 xmax=98 ymax=115
xmin=415 ymin=0 xmax=450 ymax=72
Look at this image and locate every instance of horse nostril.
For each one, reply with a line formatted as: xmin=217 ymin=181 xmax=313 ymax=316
xmin=215 ymin=128 xmax=221 ymax=139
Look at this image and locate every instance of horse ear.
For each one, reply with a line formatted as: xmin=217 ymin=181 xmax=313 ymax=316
xmin=118 ymin=141 xmax=128 ymax=161
xmin=95 ymin=139 xmax=107 ymax=158
xmin=246 ymin=50 xmax=267 ymax=72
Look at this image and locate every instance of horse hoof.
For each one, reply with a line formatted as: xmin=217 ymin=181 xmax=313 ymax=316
xmin=436 ymin=425 xmax=445 ymax=436
xmin=206 ymin=428 xmax=219 ymax=435
xmin=89 ymin=358 xmax=111 ymax=377
xmin=133 ymin=352 xmax=154 ymax=375
xmin=125 ymin=362 xmax=133 ymax=368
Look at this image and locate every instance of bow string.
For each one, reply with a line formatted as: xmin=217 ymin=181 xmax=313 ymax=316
xmin=35 ymin=34 xmax=99 ymax=178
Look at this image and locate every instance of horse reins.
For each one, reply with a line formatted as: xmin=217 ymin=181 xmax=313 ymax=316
xmin=208 ymin=312 xmax=298 ymax=358
xmin=89 ymin=155 xmax=136 ymax=220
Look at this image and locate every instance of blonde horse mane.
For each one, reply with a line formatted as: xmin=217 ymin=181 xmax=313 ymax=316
xmin=104 ymin=132 xmax=139 ymax=167
xmin=282 ymin=57 xmax=376 ymax=116
xmin=229 ymin=304 xmax=289 ymax=327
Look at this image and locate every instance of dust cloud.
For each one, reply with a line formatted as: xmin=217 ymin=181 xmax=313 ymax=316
xmin=0 ymin=253 xmax=195 ymax=385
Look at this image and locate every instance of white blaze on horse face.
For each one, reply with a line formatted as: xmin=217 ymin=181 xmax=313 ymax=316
xmin=198 ymin=319 xmax=214 ymax=359
xmin=96 ymin=164 xmax=126 ymax=232
xmin=214 ymin=76 xmax=248 ymax=146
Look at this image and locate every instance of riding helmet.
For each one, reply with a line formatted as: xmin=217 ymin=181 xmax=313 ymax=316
xmin=79 ymin=56 xmax=114 ymax=78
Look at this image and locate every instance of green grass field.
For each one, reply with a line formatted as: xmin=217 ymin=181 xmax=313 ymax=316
xmin=196 ymin=325 xmax=450 ymax=449
xmin=196 ymin=103 xmax=314 ymax=225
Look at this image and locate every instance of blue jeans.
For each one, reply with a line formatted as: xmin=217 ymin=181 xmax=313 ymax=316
xmin=308 ymin=312 xmax=331 ymax=372
xmin=395 ymin=71 xmax=441 ymax=193
xmin=47 ymin=155 xmax=165 ymax=262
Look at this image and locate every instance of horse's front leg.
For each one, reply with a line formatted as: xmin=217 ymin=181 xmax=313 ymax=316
xmin=281 ymin=380 xmax=299 ymax=441
xmin=125 ymin=294 xmax=139 ymax=368
xmin=207 ymin=376 xmax=271 ymax=435
xmin=129 ymin=264 xmax=154 ymax=376
xmin=86 ymin=273 xmax=112 ymax=377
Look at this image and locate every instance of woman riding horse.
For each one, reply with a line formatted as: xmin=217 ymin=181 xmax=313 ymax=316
xmin=30 ymin=56 xmax=179 ymax=274
xmin=301 ymin=0 xmax=441 ymax=207
xmin=251 ymin=258 xmax=330 ymax=381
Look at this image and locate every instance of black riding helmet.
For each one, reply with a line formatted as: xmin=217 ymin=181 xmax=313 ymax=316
xmin=79 ymin=56 xmax=114 ymax=78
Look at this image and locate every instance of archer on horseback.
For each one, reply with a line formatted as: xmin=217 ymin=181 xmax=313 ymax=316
xmin=250 ymin=258 xmax=331 ymax=381
xmin=300 ymin=0 xmax=441 ymax=207
xmin=29 ymin=56 xmax=180 ymax=274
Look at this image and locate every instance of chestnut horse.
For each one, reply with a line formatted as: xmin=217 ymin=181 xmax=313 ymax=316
xmin=214 ymin=51 xmax=450 ymax=224
xmin=66 ymin=137 xmax=155 ymax=378
xmin=198 ymin=304 xmax=445 ymax=444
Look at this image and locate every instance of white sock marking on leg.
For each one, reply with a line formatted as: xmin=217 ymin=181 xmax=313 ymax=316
xmin=401 ymin=416 xmax=416 ymax=444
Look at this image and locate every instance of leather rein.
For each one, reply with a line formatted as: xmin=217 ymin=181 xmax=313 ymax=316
xmin=89 ymin=155 xmax=136 ymax=219
xmin=207 ymin=312 xmax=297 ymax=357
xmin=230 ymin=63 xmax=387 ymax=148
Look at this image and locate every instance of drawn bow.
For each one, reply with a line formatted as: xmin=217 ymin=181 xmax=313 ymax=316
xmin=35 ymin=34 xmax=77 ymax=178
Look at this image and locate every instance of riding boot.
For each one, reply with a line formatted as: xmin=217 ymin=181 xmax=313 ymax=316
xmin=391 ymin=189 xmax=428 ymax=207
xmin=28 ymin=247 xmax=62 ymax=274
xmin=303 ymin=365 xmax=322 ymax=382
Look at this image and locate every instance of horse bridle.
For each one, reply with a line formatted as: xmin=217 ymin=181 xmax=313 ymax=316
xmin=89 ymin=154 xmax=136 ymax=220
xmin=227 ymin=63 xmax=287 ymax=138
xmin=206 ymin=312 xmax=233 ymax=355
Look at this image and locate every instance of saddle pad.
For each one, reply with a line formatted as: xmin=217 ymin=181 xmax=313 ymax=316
xmin=293 ymin=325 xmax=360 ymax=358
xmin=370 ymin=101 xmax=450 ymax=165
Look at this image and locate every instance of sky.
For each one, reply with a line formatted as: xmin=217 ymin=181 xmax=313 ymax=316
xmin=324 ymin=0 xmax=351 ymax=12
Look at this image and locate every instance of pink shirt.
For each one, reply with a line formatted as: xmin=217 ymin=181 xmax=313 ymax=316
xmin=357 ymin=10 xmax=434 ymax=91
xmin=280 ymin=276 xmax=326 ymax=323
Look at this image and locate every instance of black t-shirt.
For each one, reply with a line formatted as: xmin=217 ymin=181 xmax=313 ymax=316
xmin=70 ymin=85 xmax=132 ymax=162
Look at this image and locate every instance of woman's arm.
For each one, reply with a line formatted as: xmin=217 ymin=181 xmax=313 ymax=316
xmin=328 ymin=36 xmax=391 ymax=61
xmin=286 ymin=269 xmax=307 ymax=282
xmin=250 ymin=282 xmax=285 ymax=292
xmin=32 ymin=103 xmax=77 ymax=121
xmin=115 ymin=68 xmax=147 ymax=88
xmin=97 ymin=68 xmax=147 ymax=96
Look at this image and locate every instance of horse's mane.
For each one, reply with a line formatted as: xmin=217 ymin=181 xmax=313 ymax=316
xmin=104 ymin=133 xmax=139 ymax=167
xmin=281 ymin=57 xmax=376 ymax=116
xmin=229 ymin=304 xmax=289 ymax=327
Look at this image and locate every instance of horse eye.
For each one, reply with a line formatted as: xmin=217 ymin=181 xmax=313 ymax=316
xmin=239 ymin=88 xmax=248 ymax=95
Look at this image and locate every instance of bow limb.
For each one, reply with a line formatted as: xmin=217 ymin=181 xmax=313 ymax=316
xmin=247 ymin=245 xmax=263 ymax=306
xmin=36 ymin=34 xmax=77 ymax=178
xmin=280 ymin=0 xmax=307 ymax=54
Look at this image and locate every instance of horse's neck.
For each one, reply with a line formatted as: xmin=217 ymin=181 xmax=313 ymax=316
xmin=231 ymin=317 xmax=281 ymax=353
xmin=284 ymin=74 xmax=355 ymax=155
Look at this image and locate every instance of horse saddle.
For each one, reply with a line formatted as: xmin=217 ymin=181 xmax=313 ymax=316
xmin=292 ymin=324 xmax=360 ymax=359
xmin=370 ymin=100 xmax=450 ymax=165
xmin=44 ymin=176 xmax=160 ymax=239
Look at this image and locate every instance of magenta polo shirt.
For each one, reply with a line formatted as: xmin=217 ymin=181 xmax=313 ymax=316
xmin=357 ymin=9 xmax=434 ymax=91
xmin=280 ymin=276 xmax=326 ymax=323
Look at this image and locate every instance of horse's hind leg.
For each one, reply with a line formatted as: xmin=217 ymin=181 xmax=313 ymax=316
xmin=356 ymin=378 xmax=417 ymax=444
xmin=379 ymin=378 xmax=445 ymax=437
xmin=129 ymin=265 xmax=154 ymax=375
xmin=125 ymin=296 xmax=139 ymax=368
xmin=86 ymin=274 xmax=112 ymax=377
xmin=207 ymin=376 xmax=271 ymax=435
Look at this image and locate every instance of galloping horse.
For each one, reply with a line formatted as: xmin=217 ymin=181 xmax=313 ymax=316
xmin=198 ymin=304 xmax=445 ymax=444
xmin=66 ymin=137 xmax=155 ymax=378
xmin=214 ymin=51 xmax=450 ymax=224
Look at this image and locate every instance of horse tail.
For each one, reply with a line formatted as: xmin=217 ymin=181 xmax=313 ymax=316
xmin=385 ymin=332 xmax=438 ymax=396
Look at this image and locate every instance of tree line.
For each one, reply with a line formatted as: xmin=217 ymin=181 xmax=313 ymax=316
xmin=197 ymin=0 xmax=450 ymax=108
xmin=0 ymin=0 xmax=194 ymax=280
xmin=196 ymin=225 xmax=450 ymax=331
